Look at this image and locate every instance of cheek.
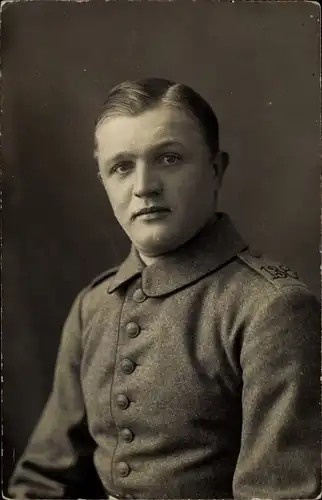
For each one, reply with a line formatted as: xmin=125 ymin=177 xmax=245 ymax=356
xmin=103 ymin=180 xmax=129 ymax=208
xmin=170 ymin=168 xmax=214 ymax=202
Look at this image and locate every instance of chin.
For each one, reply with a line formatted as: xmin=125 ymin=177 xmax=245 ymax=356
xmin=136 ymin=233 xmax=179 ymax=257
xmin=139 ymin=219 xmax=204 ymax=252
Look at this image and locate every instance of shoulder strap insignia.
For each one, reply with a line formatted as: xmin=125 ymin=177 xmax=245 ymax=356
xmin=237 ymin=249 xmax=307 ymax=290
xmin=88 ymin=266 xmax=120 ymax=289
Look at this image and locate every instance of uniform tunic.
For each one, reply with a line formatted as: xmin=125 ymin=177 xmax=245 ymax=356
xmin=9 ymin=213 xmax=321 ymax=499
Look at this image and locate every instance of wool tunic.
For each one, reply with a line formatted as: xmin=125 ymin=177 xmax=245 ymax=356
xmin=9 ymin=214 xmax=321 ymax=499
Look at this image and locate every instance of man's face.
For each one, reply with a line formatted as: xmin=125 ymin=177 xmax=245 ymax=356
xmin=95 ymin=105 xmax=222 ymax=258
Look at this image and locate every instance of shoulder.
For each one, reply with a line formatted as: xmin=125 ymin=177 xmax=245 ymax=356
xmin=231 ymin=247 xmax=320 ymax=315
xmin=236 ymin=248 xmax=309 ymax=293
xmin=227 ymin=250 xmax=320 ymax=350
xmin=86 ymin=265 xmax=120 ymax=290
xmin=78 ymin=266 xmax=120 ymax=324
xmin=233 ymin=250 xmax=320 ymax=358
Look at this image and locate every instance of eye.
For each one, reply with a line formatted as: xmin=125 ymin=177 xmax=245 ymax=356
xmin=158 ymin=153 xmax=182 ymax=166
xmin=111 ymin=161 xmax=133 ymax=175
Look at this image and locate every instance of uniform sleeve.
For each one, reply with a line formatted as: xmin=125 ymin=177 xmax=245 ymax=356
xmin=8 ymin=291 xmax=105 ymax=499
xmin=233 ymin=286 xmax=321 ymax=499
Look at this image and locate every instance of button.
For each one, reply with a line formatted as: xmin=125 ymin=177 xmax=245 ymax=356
xmin=132 ymin=288 xmax=147 ymax=303
xmin=120 ymin=428 xmax=134 ymax=442
xmin=116 ymin=394 xmax=130 ymax=410
xmin=117 ymin=461 xmax=130 ymax=477
xmin=126 ymin=322 xmax=141 ymax=338
xmin=121 ymin=358 xmax=136 ymax=374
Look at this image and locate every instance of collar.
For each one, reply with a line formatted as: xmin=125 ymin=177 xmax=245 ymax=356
xmin=108 ymin=213 xmax=247 ymax=297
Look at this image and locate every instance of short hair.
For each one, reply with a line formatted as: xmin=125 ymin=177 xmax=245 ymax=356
xmin=94 ymin=78 xmax=220 ymax=158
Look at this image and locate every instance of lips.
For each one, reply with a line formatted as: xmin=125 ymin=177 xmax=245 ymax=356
xmin=133 ymin=206 xmax=170 ymax=219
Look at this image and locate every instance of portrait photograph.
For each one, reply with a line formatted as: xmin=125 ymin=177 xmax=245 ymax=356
xmin=2 ymin=1 xmax=321 ymax=499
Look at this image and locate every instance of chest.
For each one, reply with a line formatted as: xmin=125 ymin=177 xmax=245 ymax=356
xmin=80 ymin=277 xmax=242 ymax=430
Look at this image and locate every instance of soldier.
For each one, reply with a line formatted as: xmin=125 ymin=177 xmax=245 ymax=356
xmin=8 ymin=78 xmax=321 ymax=499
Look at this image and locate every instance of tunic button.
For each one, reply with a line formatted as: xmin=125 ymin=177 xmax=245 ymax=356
xmin=120 ymin=428 xmax=134 ymax=442
xmin=121 ymin=358 xmax=136 ymax=374
xmin=117 ymin=461 xmax=130 ymax=477
xmin=126 ymin=322 xmax=141 ymax=338
xmin=132 ymin=288 xmax=146 ymax=303
xmin=116 ymin=394 xmax=130 ymax=409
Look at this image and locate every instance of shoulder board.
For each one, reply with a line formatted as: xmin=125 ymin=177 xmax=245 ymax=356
xmin=88 ymin=266 xmax=120 ymax=289
xmin=237 ymin=249 xmax=308 ymax=290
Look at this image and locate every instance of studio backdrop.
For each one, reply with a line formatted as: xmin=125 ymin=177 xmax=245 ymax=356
xmin=2 ymin=0 xmax=320 ymax=493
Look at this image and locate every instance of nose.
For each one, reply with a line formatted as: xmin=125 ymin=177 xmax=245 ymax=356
xmin=133 ymin=161 xmax=162 ymax=198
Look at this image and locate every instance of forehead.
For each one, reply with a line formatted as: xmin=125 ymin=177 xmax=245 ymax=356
xmin=95 ymin=105 xmax=205 ymax=158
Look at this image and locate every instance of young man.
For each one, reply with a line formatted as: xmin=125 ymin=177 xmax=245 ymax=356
xmin=9 ymin=78 xmax=321 ymax=499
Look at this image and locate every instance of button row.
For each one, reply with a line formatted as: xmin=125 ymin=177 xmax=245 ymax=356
xmin=113 ymin=288 xmax=144 ymax=491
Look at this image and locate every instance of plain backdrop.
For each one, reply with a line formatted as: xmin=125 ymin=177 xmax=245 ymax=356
xmin=2 ymin=0 xmax=321 ymax=493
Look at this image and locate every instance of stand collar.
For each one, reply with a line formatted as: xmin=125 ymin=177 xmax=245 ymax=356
xmin=108 ymin=213 xmax=247 ymax=297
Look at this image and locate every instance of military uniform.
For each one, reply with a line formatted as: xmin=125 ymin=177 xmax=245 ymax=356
xmin=9 ymin=213 xmax=321 ymax=499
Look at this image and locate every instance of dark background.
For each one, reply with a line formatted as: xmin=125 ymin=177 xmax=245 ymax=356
xmin=2 ymin=0 xmax=320 ymax=494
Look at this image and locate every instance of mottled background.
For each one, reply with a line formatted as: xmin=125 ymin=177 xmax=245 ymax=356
xmin=2 ymin=0 xmax=320 ymax=493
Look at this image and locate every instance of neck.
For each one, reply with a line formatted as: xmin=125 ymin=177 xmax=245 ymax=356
xmin=138 ymin=253 xmax=159 ymax=267
xmin=137 ymin=213 xmax=219 ymax=267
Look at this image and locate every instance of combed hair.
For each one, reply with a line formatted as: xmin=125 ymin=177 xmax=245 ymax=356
xmin=94 ymin=78 xmax=220 ymax=158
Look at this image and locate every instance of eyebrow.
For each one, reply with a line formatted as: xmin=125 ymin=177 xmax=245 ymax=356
xmin=104 ymin=140 xmax=185 ymax=166
xmin=151 ymin=139 xmax=185 ymax=151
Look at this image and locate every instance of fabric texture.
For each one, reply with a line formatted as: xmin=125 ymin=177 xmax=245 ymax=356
xmin=8 ymin=214 xmax=321 ymax=499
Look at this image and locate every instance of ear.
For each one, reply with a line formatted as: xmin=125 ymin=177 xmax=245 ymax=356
xmin=93 ymin=149 xmax=106 ymax=187
xmin=97 ymin=171 xmax=104 ymax=185
xmin=213 ymin=151 xmax=229 ymax=186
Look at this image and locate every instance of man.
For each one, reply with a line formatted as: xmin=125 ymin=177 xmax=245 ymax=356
xmin=9 ymin=78 xmax=321 ymax=499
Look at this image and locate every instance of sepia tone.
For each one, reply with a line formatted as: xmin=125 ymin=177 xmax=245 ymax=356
xmin=2 ymin=1 xmax=321 ymax=498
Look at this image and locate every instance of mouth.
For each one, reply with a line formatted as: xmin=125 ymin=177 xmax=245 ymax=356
xmin=133 ymin=206 xmax=171 ymax=220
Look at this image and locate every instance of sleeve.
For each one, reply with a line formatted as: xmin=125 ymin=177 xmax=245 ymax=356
xmin=7 ymin=291 xmax=106 ymax=499
xmin=233 ymin=286 xmax=321 ymax=499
